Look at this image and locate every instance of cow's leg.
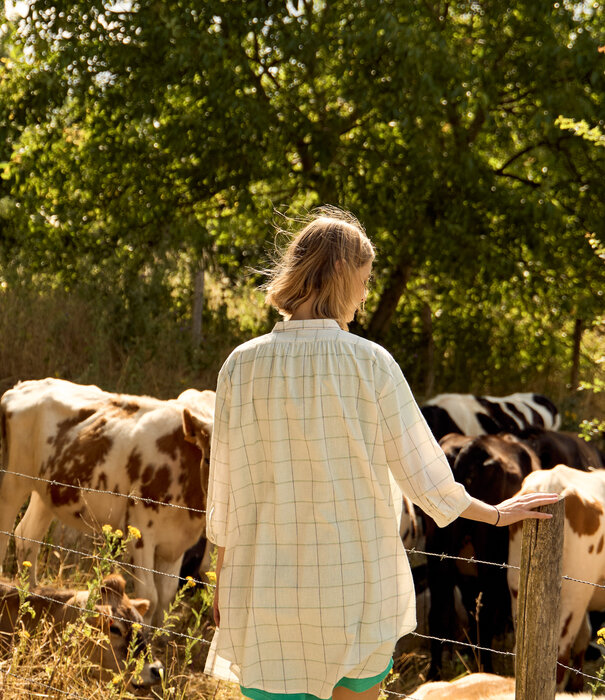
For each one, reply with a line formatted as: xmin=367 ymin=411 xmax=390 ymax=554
xmin=473 ymin=526 xmax=512 ymax=672
xmin=129 ymin=543 xmax=158 ymax=625
xmin=425 ymin=518 xmax=462 ymax=679
xmin=14 ymin=492 xmax=55 ymax=584
xmin=0 ymin=473 xmax=34 ymax=576
xmin=153 ymin=554 xmax=183 ymax=628
xmin=565 ymin=614 xmax=591 ymax=693
xmin=557 ymin=583 xmax=595 ymax=692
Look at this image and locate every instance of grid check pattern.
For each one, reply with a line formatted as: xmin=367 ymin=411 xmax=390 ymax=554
xmin=205 ymin=319 xmax=471 ymax=698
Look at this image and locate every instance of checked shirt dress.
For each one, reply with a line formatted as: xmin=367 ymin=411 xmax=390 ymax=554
xmin=204 ymin=319 xmax=471 ymax=698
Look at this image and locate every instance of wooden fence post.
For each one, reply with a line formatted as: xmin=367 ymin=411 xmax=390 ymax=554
xmin=515 ymin=498 xmax=565 ymax=700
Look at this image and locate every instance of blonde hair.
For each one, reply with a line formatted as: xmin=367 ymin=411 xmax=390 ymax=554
xmin=264 ymin=207 xmax=375 ymax=329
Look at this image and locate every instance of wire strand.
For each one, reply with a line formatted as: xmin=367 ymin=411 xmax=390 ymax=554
xmin=0 ymin=467 xmax=207 ymax=516
xmin=0 ymin=528 xmax=215 ymax=590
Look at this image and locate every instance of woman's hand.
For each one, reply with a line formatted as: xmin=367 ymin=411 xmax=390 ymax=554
xmin=461 ymin=492 xmax=560 ymax=526
xmin=493 ymin=491 xmax=561 ymax=527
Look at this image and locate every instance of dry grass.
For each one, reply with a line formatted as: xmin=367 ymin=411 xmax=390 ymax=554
xmin=3 ymin=563 xmax=605 ymax=700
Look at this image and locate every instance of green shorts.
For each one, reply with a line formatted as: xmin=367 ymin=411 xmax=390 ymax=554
xmin=240 ymin=658 xmax=393 ymax=700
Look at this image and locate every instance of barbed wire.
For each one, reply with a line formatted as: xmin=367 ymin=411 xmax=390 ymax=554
xmin=562 ymin=573 xmax=605 ymax=590
xmin=0 ymin=576 xmax=211 ymax=646
xmin=0 ymin=467 xmax=207 ymax=516
xmin=404 ymin=546 xmax=519 ymax=572
xmin=0 ymin=528 xmax=215 ymax=590
xmin=410 ymin=631 xmax=515 ymax=658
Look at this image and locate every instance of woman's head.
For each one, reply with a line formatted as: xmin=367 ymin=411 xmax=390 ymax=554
xmin=264 ymin=207 xmax=375 ymax=328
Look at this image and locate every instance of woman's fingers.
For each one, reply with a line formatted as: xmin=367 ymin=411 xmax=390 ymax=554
xmin=496 ymin=492 xmax=561 ymax=526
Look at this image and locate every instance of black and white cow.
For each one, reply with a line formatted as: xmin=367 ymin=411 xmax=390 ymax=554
xmin=423 ymin=432 xmax=541 ymax=678
xmin=421 ymin=392 xmax=560 ymax=441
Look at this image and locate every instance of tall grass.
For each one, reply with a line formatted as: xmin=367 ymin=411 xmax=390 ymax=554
xmin=0 ymin=273 xmax=270 ymax=399
xmin=0 ymin=525 xmax=218 ymax=699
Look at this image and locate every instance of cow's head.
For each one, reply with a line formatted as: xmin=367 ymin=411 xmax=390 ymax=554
xmin=454 ymin=434 xmax=540 ymax=504
xmin=68 ymin=574 xmax=163 ymax=687
xmin=181 ymin=408 xmax=213 ymax=500
xmin=439 ymin=433 xmax=472 ymax=469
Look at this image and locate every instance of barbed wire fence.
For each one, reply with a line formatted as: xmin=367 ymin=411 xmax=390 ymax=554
xmin=0 ymin=467 xmax=604 ymax=699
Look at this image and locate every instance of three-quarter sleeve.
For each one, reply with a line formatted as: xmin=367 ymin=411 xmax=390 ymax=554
xmin=206 ymin=364 xmax=232 ymax=546
xmin=377 ymin=359 xmax=471 ymax=527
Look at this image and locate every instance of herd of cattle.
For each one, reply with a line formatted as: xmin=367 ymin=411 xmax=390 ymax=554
xmin=0 ymin=378 xmax=604 ymax=694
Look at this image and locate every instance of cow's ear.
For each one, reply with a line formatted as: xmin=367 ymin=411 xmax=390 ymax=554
xmin=130 ymin=598 xmax=151 ymax=617
xmin=182 ymin=408 xmax=212 ymax=445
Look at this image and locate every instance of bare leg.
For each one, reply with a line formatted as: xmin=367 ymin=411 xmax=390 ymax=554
xmin=332 ymin=682 xmax=381 ymax=700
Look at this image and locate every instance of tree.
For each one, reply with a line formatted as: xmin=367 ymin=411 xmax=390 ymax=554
xmin=1 ymin=1 xmax=603 ymax=391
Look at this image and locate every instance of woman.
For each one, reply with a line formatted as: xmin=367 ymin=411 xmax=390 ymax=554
xmin=204 ymin=208 xmax=557 ymax=700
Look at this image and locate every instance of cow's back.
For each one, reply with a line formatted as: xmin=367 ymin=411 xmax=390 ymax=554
xmin=423 ymin=392 xmax=560 ymax=440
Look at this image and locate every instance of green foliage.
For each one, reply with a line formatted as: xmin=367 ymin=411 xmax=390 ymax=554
xmin=0 ymin=1 xmax=603 ymax=397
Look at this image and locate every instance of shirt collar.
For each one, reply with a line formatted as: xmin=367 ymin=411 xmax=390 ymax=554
xmin=272 ymin=319 xmax=341 ymax=333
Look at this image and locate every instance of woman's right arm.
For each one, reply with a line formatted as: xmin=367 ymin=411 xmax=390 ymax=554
xmin=213 ymin=545 xmax=225 ymax=627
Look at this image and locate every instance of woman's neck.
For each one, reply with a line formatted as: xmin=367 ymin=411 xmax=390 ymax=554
xmin=289 ymin=295 xmax=318 ymax=320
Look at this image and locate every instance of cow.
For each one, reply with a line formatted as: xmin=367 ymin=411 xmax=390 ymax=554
xmin=508 ymin=465 xmax=605 ymax=691
xmin=421 ymin=393 xmax=560 ymax=441
xmin=0 ymin=378 xmax=215 ymax=626
xmin=0 ymin=573 xmax=162 ymax=687
xmin=517 ymin=427 xmax=605 ymax=471
xmin=411 ymin=672 xmax=594 ymax=699
xmin=423 ymin=433 xmax=540 ymax=679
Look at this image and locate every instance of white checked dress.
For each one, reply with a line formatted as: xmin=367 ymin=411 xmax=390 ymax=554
xmin=204 ymin=319 xmax=471 ymax=698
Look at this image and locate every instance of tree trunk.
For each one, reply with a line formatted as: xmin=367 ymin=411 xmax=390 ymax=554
xmin=420 ymin=301 xmax=435 ymax=399
xmin=192 ymin=260 xmax=205 ymax=345
xmin=570 ymin=318 xmax=583 ymax=390
xmin=366 ymin=259 xmax=412 ymax=341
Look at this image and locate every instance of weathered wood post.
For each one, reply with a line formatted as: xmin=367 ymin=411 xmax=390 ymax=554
xmin=515 ymin=498 xmax=565 ymax=700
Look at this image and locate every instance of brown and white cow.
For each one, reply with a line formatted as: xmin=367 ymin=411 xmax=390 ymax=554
xmin=0 ymin=378 xmax=215 ymax=626
xmin=411 ymin=672 xmax=594 ymax=699
xmin=0 ymin=573 xmax=162 ymax=687
xmin=508 ymin=465 xmax=605 ymax=691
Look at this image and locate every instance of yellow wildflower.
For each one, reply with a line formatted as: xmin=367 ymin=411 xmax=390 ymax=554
xmin=205 ymin=571 xmax=217 ymax=583
xmin=114 ymin=529 xmax=123 ymax=539
xmin=127 ymin=525 xmax=142 ymax=540
xmin=102 ymin=524 xmax=113 ymax=535
xmin=22 ymin=561 xmax=32 ymax=568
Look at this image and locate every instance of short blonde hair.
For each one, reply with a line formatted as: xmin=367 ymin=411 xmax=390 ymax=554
xmin=264 ymin=208 xmax=375 ymax=329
